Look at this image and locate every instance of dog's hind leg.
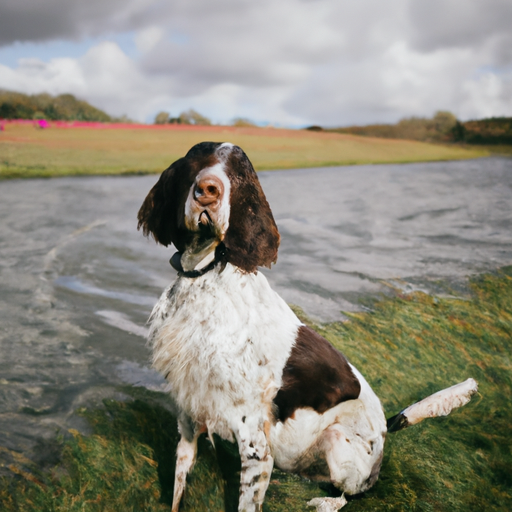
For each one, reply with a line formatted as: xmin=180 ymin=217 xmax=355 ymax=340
xmin=172 ymin=420 xmax=202 ymax=512
xmin=235 ymin=416 xmax=274 ymax=512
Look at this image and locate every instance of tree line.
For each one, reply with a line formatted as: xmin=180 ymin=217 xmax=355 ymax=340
xmin=154 ymin=110 xmax=258 ymax=127
xmin=154 ymin=109 xmax=211 ymax=126
xmin=2 ymin=89 xmax=509 ymax=144
xmin=0 ymin=90 xmax=112 ymax=122
xmin=317 ymin=111 xmax=512 ymax=145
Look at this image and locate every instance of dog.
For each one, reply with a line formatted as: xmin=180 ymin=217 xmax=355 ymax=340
xmin=137 ymin=142 xmax=477 ymax=512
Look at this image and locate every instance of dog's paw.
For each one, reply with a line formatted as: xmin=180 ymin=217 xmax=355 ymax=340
xmin=307 ymin=495 xmax=347 ymax=512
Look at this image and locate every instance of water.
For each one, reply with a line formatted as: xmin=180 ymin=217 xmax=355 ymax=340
xmin=0 ymin=156 xmax=511 ymax=468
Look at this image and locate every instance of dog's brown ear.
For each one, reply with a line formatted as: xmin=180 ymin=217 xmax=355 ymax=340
xmin=223 ymin=146 xmax=280 ymax=272
xmin=137 ymin=159 xmax=192 ymax=248
xmin=137 ymin=167 xmax=174 ymax=246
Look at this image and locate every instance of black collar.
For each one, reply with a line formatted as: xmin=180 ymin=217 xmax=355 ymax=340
xmin=170 ymin=243 xmax=226 ymax=278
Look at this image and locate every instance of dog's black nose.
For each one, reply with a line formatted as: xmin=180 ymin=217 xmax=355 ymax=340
xmin=194 ymin=175 xmax=223 ymax=206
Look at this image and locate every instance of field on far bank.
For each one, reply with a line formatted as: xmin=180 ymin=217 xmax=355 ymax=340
xmin=0 ymin=122 xmax=487 ymax=179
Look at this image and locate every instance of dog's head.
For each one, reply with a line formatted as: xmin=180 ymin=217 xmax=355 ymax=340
xmin=137 ymin=142 xmax=280 ymax=273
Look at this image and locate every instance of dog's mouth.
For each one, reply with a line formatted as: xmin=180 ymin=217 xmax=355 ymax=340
xmin=199 ymin=209 xmax=213 ymax=228
xmin=178 ymin=210 xmax=222 ymax=272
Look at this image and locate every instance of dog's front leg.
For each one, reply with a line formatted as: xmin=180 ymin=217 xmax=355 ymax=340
xmin=235 ymin=416 xmax=274 ymax=512
xmin=172 ymin=420 xmax=201 ymax=512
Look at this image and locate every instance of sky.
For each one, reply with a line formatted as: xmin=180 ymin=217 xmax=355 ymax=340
xmin=0 ymin=0 xmax=511 ymax=127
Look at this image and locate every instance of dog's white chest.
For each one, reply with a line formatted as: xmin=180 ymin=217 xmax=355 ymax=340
xmin=148 ymin=263 xmax=301 ymax=440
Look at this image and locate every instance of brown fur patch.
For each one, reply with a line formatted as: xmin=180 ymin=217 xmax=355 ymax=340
xmin=273 ymin=325 xmax=361 ymax=422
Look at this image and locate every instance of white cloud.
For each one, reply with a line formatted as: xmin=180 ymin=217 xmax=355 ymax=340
xmin=0 ymin=42 xmax=159 ymax=120
xmin=461 ymin=71 xmax=512 ymax=120
xmin=0 ymin=0 xmax=510 ymax=125
xmin=0 ymin=57 xmax=85 ymax=96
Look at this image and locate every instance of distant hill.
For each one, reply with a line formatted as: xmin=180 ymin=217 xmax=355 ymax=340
xmin=321 ymin=111 xmax=512 ymax=145
xmin=0 ymin=90 xmax=111 ymax=122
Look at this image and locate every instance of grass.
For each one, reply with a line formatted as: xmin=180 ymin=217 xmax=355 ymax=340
xmin=1 ymin=267 xmax=511 ymax=511
xmin=480 ymin=144 xmax=512 ymax=156
xmin=0 ymin=123 xmax=488 ymax=179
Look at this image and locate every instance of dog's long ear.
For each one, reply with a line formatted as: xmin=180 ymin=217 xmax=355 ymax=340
xmin=137 ymin=159 xmax=192 ymax=248
xmin=223 ymin=146 xmax=280 ymax=272
xmin=137 ymin=167 xmax=174 ymax=246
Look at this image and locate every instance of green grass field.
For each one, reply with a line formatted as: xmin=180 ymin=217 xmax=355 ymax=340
xmin=2 ymin=268 xmax=511 ymax=512
xmin=0 ymin=123 xmax=488 ymax=179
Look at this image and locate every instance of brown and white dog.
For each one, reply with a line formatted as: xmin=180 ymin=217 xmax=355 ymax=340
xmin=138 ymin=142 xmax=477 ymax=512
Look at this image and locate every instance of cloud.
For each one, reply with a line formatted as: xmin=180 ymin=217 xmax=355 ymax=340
xmin=283 ymin=0 xmax=512 ymax=124
xmin=0 ymin=0 xmax=130 ymax=45
xmin=134 ymin=26 xmax=164 ymax=53
xmin=408 ymin=0 xmax=512 ymax=56
xmin=0 ymin=41 xmax=159 ymax=120
xmin=138 ymin=0 xmax=340 ymax=94
xmin=0 ymin=0 xmax=511 ymax=125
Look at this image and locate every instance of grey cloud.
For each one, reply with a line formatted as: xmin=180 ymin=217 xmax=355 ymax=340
xmin=0 ymin=0 xmax=263 ymax=46
xmin=142 ymin=41 xmax=297 ymax=93
xmin=138 ymin=0 xmax=341 ymax=93
xmin=408 ymin=0 xmax=512 ymax=55
xmin=492 ymin=34 xmax=512 ymax=66
xmin=0 ymin=0 xmax=340 ymax=94
xmin=0 ymin=0 xmax=131 ymax=45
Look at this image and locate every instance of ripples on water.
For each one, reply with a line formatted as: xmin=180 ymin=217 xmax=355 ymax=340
xmin=0 ymin=157 xmax=511 ymax=467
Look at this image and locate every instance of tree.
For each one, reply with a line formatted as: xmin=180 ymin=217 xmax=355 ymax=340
xmin=232 ymin=117 xmax=257 ymax=127
xmin=154 ymin=111 xmax=170 ymax=124
xmin=179 ymin=109 xmax=211 ymax=126
xmin=451 ymin=121 xmax=466 ymax=142
xmin=432 ymin=111 xmax=457 ymax=135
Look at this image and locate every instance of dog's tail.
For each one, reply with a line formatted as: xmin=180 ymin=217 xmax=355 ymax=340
xmin=386 ymin=378 xmax=478 ymax=433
